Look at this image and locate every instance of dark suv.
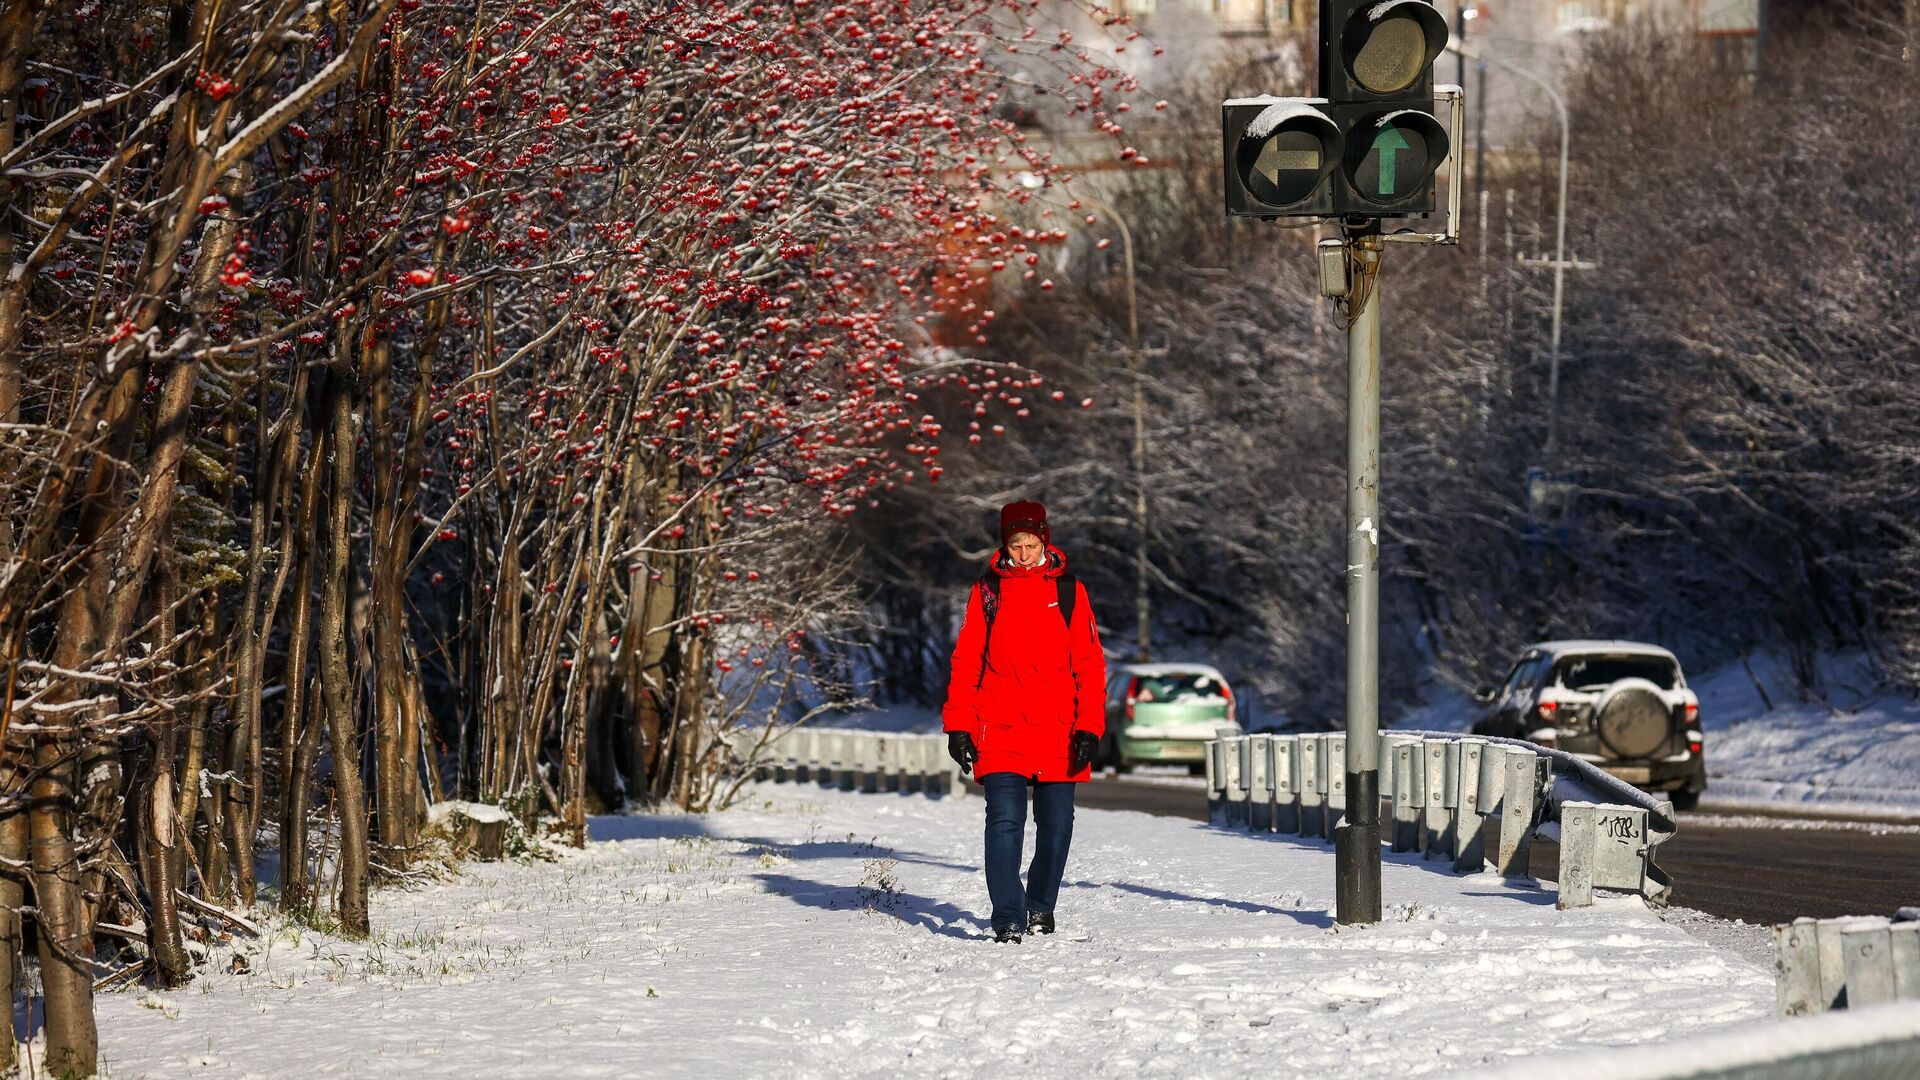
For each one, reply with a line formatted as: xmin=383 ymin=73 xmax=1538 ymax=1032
xmin=1471 ymin=640 xmax=1706 ymax=809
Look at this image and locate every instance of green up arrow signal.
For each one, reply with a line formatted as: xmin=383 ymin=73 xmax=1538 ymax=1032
xmin=1373 ymin=124 xmax=1410 ymax=196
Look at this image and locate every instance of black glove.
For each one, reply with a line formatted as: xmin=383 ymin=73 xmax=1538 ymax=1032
xmin=1068 ymin=730 xmax=1099 ymax=775
xmin=947 ymin=731 xmax=978 ymax=775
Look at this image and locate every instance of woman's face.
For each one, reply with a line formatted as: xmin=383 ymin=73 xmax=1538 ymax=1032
xmin=1006 ymin=532 xmax=1045 ymax=568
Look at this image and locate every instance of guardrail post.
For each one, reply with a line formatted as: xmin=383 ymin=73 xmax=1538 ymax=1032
xmin=1818 ymin=917 xmax=1890 ymax=1010
xmin=1249 ymin=734 xmax=1274 ymax=831
xmin=1557 ymin=802 xmax=1597 ymax=909
xmin=1271 ymin=736 xmax=1299 ymax=834
xmin=1206 ymin=738 xmax=1226 ymax=825
xmin=1842 ymin=923 xmax=1897 ymax=1008
xmin=875 ymin=730 xmax=894 ymax=791
xmin=1776 ymin=918 xmax=1823 ymax=1015
xmin=1459 ymin=734 xmax=1489 ymax=868
xmin=768 ymin=730 xmax=791 ymax=784
xmin=1324 ymin=733 xmax=1346 ymax=840
xmin=855 ymin=734 xmax=877 ymax=793
xmin=1390 ymin=739 xmax=1420 ymax=852
xmin=1443 ymin=734 xmax=1489 ymax=868
xmin=1894 ymin=922 xmax=1920 ymax=1000
xmin=1495 ymin=748 xmax=1542 ymax=878
xmin=1378 ymin=732 xmax=1396 ymax=826
xmin=1298 ymin=734 xmax=1324 ymax=837
xmin=1421 ymin=740 xmax=1448 ymax=854
xmin=925 ymin=735 xmax=952 ymax=796
xmin=920 ymin=734 xmax=940 ymax=793
xmin=1226 ymin=736 xmax=1250 ymax=828
xmin=930 ymin=734 xmax=950 ymax=794
xmin=839 ymin=733 xmax=861 ymax=792
xmin=793 ymin=729 xmax=815 ymax=784
xmin=814 ymin=731 xmax=837 ymax=788
xmin=1434 ymin=739 xmax=1460 ymax=859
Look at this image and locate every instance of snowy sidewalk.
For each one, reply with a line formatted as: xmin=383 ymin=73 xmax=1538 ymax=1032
xmin=96 ymin=785 xmax=1774 ymax=1078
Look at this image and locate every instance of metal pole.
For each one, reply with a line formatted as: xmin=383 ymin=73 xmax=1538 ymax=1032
xmin=1545 ymin=93 xmax=1570 ymax=458
xmin=1125 ymin=231 xmax=1150 ymax=663
xmin=1445 ymin=44 xmax=1571 ymax=457
xmin=1335 ymin=232 xmax=1383 ymax=927
xmin=1036 ymin=183 xmax=1150 ymax=659
xmin=1473 ymin=59 xmax=1487 ymax=209
xmin=1454 ymin=3 xmax=1466 ymax=89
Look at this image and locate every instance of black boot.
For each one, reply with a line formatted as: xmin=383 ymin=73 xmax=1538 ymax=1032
xmin=1026 ymin=912 xmax=1055 ymax=936
xmin=993 ymin=926 xmax=1023 ymax=944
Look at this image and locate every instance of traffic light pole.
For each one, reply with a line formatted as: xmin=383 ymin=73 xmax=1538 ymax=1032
xmin=1334 ymin=230 xmax=1384 ymax=926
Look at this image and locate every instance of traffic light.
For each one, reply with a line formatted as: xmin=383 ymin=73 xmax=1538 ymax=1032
xmin=1321 ymin=0 xmax=1450 ymax=216
xmin=1221 ymin=97 xmax=1341 ymax=219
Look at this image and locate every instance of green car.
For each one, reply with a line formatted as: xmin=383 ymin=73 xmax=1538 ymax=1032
xmin=1099 ymin=663 xmax=1240 ymax=773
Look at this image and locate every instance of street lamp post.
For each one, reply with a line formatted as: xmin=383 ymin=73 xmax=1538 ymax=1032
xmin=1078 ymin=194 xmax=1150 ymax=664
xmin=1446 ymin=40 xmax=1574 ymax=456
xmin=1014 ymin=177 xmax=1150 ymax=661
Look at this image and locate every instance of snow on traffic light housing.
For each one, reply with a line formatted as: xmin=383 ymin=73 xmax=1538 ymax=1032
xmin=1221 ymin=97 xmax=1341 ymax=219
xmin=1322 ymin=0 xmax=1450 ymax=217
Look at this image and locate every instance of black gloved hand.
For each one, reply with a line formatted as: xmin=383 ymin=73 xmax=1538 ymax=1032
xmin=1068 ymin=730 xmax=1100 ymax=775
xmin=947 ymin=731 xmax=978 ymax=775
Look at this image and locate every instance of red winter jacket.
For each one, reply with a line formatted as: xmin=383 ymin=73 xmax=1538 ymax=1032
xmin=941 ymin=546 xmax=1107 ymax=781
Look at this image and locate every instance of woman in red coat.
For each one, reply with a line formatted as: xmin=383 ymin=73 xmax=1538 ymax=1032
xmin=943 ymin=500 xmax=1106 ymax=942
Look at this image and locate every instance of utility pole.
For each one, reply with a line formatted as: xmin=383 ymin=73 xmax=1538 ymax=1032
xmin=1333 ymin=230 xmax=1383 ymax=926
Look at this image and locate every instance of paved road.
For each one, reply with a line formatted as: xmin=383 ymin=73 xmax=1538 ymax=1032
xmin=1076 ymin=775 xmax=1920 ymax=925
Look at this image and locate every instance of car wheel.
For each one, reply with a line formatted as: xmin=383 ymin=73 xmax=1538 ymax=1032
xmin=1186 ymin=762 xmax=1204 ymax=777
xmin=1670 ymin=787 xmax=1701 ymax=812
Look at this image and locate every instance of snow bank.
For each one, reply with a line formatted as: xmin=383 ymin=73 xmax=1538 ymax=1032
xmin=1472 ymin=1000 xmax=1920 ymax=1079
xmin=1689 ymin=651 xmax=1920 ymax=816
xmin=94 ymin=785 xmax=1778 ymax=1077
xmin=426 ymin=800 xmax=514 ymax=826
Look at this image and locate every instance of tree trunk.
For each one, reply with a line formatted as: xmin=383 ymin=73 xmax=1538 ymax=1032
xmin=279 ymin=443 xmax=324 ymax=914
xmin=139 ymin=719 xmax=192 ymax=987
xmin=0 ymin=802 xmax=25 ymax=1073
xmin=28 ymin=728 xmax=97 ymax=1077
xmin=318 ymin=369 xmax=370 ymax=936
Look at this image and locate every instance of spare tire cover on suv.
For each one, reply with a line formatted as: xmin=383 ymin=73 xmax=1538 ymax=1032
xmin=1594 ymin=677 xmax=1671 ymax=759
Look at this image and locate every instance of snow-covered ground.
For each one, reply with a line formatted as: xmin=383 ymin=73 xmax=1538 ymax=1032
xmin=1394 ymin=650 xmax=1920 ymax=818
xmin=92 ymin=784 xmax=1780 ymax=1078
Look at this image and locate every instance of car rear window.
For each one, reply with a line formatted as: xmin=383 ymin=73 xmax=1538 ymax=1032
xmin=1133 ymin=673 xmax=1229 ymax=703
xmin=1553 ymin=655 xmax=1678 ymax=691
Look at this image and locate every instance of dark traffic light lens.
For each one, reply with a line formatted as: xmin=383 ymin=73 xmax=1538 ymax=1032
xmin=1241 ymin=130 xmax=1327 ymax=206
xmin=1351 ymin=18 xmax=1429 ymax=93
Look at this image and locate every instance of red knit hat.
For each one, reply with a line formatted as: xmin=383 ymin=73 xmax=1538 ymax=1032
xmin=999 ymin=500 xmax=1049 ymax=546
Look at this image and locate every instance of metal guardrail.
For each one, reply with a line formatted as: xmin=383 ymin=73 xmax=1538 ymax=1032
xmin=1206 ymin=729 xmax=1674 ymax=908
xmin=1776 ymin=915 xmax=1920 ymax=1016
xmin=726 ymin=726 xmax=967 ymax=798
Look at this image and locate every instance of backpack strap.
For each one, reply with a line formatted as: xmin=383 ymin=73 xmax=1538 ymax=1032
xmin=974 ymin=573 xmax=1000 ymax=689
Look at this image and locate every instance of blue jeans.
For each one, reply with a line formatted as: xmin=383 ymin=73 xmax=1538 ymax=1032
xmin=980 ymin=773 xmax=1077 ymax=932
